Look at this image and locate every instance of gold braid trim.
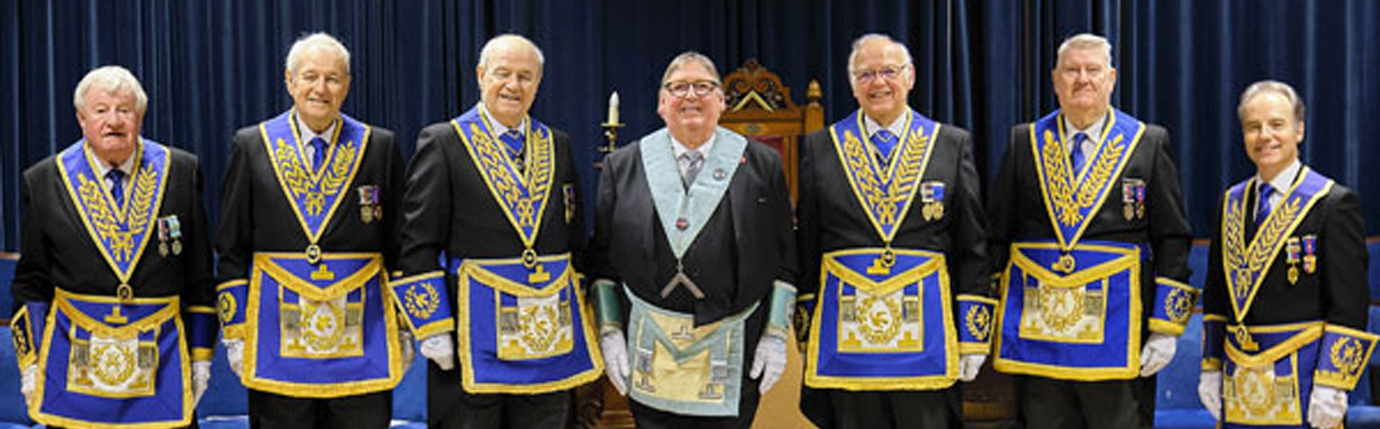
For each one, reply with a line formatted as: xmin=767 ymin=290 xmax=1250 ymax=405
xmin=838 ymin=124 xmax=929 ymax=236
xmin=464 ymin=123 xmax=553 ymax=237
xmin=1041 ymin=131 xmax=1126 ymax=227
xmin=272 ymin=139 xmax=357 ymax=217
xmin=74 ymin=166 xmax=158 ymax=263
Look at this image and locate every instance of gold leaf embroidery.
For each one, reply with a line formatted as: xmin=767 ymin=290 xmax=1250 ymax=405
xmin=840 ymin=126 xmax=929 ymax=235
xmin=1041 ymin=131 xmax=1126 ymax=227
xmin=273 ymin=138 xmax=356 ymax=217
xmin=75 ymin=167 xmax=158 ymax=263
xmin=467 ymin=123 xmax=553 ymax=235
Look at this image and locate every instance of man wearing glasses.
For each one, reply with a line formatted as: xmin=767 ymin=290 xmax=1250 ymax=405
xmin=987 ymin=33 xmax=1193 ymax=428
xmin=394 ymin=34 xmax=600 ymax=428
xmin=793 ymin=33 xmax=991 ymax=428
xmin=588 ymin=51 xmax=797 ymax=428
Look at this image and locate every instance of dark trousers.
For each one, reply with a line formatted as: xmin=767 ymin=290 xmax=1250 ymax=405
xmin=817 ymin=388 xmax=957 ymax=429
xmin=1018 ymin=375 xmax=1156 ymax=429
xmin=626 ymin=373 xmax=763 ymax=429
xmin=248 ymin=388 xmax=392 ymax=429
xmin=426 ymin=360 xmax=572 ymax=429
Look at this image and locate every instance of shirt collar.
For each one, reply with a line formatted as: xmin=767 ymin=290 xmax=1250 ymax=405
xmin=863 ymin=110 xmax=909 ymax=140
xmin=478 ymin=102 xmax=528 ymax=137
xmin=295 ymin=110 xmax=339 ymax=145
xmin=1062 ymin=111 xmax=1109 ymax=149
xmin=85 ymin=141 xmax=138 ymax=179
xmin=672 ymin=132 xmax=716 ymax=159
xmin=1256 ymin=159 xmax=1303 ymax=193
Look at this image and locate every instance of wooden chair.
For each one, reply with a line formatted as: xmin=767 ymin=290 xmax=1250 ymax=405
xmin=717 ymin=58 xmax=824 ymax=202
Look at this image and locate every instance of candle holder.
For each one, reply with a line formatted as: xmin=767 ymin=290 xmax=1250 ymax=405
xmin=594 ymin=121 xmax=624 ymax=170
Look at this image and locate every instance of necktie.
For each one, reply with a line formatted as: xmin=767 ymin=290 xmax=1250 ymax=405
xmin=680 ymin=150 xmax=704 ymax=189
xmin=871 ymin=129 xmax=898 ymax=163
xmin=500 ymin=130 xmax=524 ymax=161
xmin=1255 ymin=183 xmax=1275 ymax=226
xmin=1069 ymin=132 xmax=1088 ymax=174
xmin=309 ymin=137 xmax=328 ymax=170
xmin=106 ymin=169 xmax=126 ymax=208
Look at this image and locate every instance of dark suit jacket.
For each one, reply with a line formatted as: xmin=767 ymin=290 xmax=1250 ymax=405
xmin=796 ymin=121 xmax=990 ymax=305
xmin=585 ymin=130 xmax=797 ymax=326
xmin=215 ymin=119 xmax=405 ymax=284
xmin=986 ymin=119 xmax=1193 ymax=329
xmin=396 ymin=119 xmax=584 ymax=291
xmin=1203 ymin=170 xmax=1368 ymax=330
xmin=13 ymin=142 xmax=214 ymax=310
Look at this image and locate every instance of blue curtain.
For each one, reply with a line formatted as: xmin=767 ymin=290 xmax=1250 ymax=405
xmin=3 ymin=0 xmax=1378 ymax=250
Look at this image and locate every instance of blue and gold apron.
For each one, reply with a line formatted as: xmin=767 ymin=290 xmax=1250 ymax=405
xmin=804 ymin=109 xmax=993 ymax=390
xmin=1203 ymin=169 xmax=1379 ymax=427
xmin=219 ymin=111 xmax=405 ymax=397
xmin=239 ymin=252 xmax=402 ymax=396
xmin=993 ymin=109 xmax=1177 ymax=380
xmin=448 ymin=253 xmax=602 ymax=393
xmin=32 ymin=290 xmax=192 ymax=429
xmin=436 ymin=106 xmax=601 ymax=394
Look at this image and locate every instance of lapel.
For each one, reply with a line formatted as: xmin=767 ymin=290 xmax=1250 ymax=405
xmin=728 ymin=144 xmax=754 ymax=279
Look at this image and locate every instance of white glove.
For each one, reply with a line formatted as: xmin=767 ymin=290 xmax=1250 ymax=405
xmin=398 ymin=329 xmax=416 ymax=370
xmin=1307 ymin=384 xmax=1348 ymax=429
xmin=420 ymin=334 xmax=455 ymax=371
xmin=192 ymin=361 xmax=211 ymax=406
xmin=20 ymin=364 xmax=36 ymax=407
xmin=1198 ymin=370 xmax=1222 ymax=421
xmin=224 ymin=338 xmax=244 ymax=378
xmin=750 ymin=335 xmax=787 ymax=394
xmin=1139 ymin=332 xmax=1176 ymax=376
xmin=958 ymin=353 xmax=987 ymax=382
xmin=600 ymin=330 xmax=630 ymax=396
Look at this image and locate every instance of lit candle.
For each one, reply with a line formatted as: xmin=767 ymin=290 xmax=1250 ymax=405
xmin=607 ymin=91 xmax=620 ymax=124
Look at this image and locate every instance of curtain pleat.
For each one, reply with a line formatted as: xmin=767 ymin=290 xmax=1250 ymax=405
xmin=3 ymin=0 xmax=1378 ymax=250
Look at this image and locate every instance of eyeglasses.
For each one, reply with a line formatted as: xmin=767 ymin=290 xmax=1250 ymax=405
xmin=663 ymin=80 xmax=720 ymax=98
xmin=852 ymin=64 xmax=909 ymax=83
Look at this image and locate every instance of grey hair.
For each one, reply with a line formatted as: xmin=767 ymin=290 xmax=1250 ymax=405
xmin=1056 ymin=33 xmax=1113 ymax=68
xmin=478 ymin=34 xmax=546 ymax=75
xmin=73 ymin=65 xmax=148 ymax=114
xmin=660 ymin=51 xmax=721 ymax=86
xmin=847 ymin=34 xmax=913 ymax=85
xmin=1238 ymin=80 xmax=1305 ymax=123
xmin=285 ymin=32 xmax=351 ymax=76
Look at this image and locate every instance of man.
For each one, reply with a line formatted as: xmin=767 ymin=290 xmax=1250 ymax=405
xmin=1197 ymin=81 xmax=1374 ymax=429
xmin=587 ymin=51 xmax=797 ymax=429
xmin=794 ymin=33 xmax=992 ymax=428
xmin=987 ymin=33 xmax=1193 ymax=429
xmin=10 ymin=65 xmax=216 ymax=428
xmin=394 ymin=34 xmax=600 ymax=428
xmin=215 ymin=33 xmax=409 ymax=428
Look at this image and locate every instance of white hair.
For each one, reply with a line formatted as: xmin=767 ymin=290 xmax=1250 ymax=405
xmin=660 ymin=51 xmax=720 ymax=86
xmin=847 ymin=33 xmax=914 ymax=85
xmin=1056 ymin=33 xmax=1113 ymax=68
xmin=478 ymin=34 xmax=546 ymax=75
xmin=285 ymin=32 xmax=351 ymax=76
xmin=74 ymin=66 xmax=148 ymax=114
xmin=1238 ymin=80 xmax=1305 ymax=123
